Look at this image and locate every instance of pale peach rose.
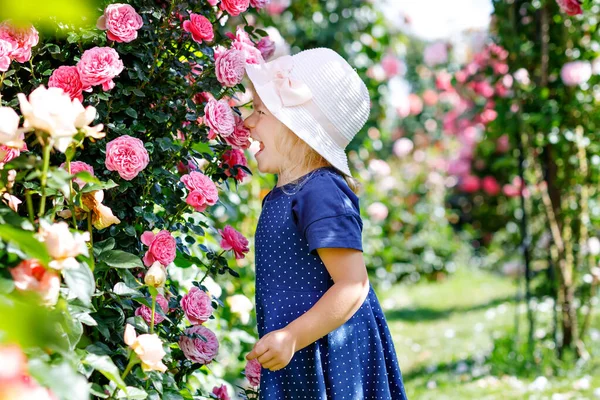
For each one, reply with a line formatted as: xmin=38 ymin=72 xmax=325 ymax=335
xmin=2 ymin=193 xmax=21 ymax=212
xmin=123 ymin=324 xmax=167 ymax=373
xmin=38 ymin=221 xmax=90 ymax=270
xmin=80 ymin=190 xmax=121 ymax=230
xmin=9 ymin=259 xmax=60 ymax=306
xmin=0 ymin=106 xmax=23 ymax=148
xmin=144 ymin=261 xmax=167 ymax=288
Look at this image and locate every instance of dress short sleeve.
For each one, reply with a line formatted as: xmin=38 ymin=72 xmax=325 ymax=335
xmin=292 ymin=172 xmax=363 ymax=255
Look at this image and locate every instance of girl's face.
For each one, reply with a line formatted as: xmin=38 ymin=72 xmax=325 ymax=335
xmin=243 ymin=91 xmax=289 ymax=174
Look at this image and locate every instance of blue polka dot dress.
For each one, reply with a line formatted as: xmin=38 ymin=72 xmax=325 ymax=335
xmin=254 ymin=166 xmax=408 ymax=399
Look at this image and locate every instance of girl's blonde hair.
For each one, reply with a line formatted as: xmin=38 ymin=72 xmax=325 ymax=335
xmin=274 ymin=126 xmax=361 ymax=194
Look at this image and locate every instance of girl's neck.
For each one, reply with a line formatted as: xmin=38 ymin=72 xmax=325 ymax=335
xmin=276 ymin=165 xmax=326 ymax=187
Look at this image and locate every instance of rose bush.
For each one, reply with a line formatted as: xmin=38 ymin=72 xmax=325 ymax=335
xmin=0 ymin=1 xmax=273 ymax=398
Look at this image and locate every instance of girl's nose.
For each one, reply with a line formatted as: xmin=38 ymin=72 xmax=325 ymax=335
xmin=243 ymin=114 xmax=254 ymax=130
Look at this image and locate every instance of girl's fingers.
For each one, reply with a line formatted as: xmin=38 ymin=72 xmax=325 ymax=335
xmin=262 ymin=359 xmax=280 ymax=370
xmin=257 ymin=349 xmax=275 ymax=365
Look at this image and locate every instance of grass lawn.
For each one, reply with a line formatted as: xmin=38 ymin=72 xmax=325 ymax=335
xmin=378 ymin=268 xmax=600 ymax=399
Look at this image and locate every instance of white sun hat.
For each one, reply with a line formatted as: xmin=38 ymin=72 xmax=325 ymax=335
xmin=245 ymin=47 xmax=370 ymax=178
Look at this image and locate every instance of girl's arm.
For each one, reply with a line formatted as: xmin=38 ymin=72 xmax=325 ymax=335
xmin=285 ymin=247 xmax=370 ymax=352
xmin=247 ymin=247 xmax=370 ymax=371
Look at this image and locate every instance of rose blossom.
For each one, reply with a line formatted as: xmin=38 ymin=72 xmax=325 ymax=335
xmin=560 ymin=60 xmax=592 ymax=86
xmin=59 ymin=160 xmax=94 ymax=189
xmin=556 ymin=0 xmax=583 ymax=15
xmin=181 ymin=286 xmax=214 ymax=324
xmin=0 ymin=106 xmax=22 ymax=147
xmin=105 ymin=135 xmax=149 ymax=180
xmin=226 ymin=294 xmax=253 ymax=324
xmin=250 ymin=0 xmax=270 ymax=8
xmin=38 ymin=220 xmax=90 ymax=270
xmin=77 ymin=47 xmax=124 ymax=91
xmin=245 ymin=358 xmax=261 ymax=387
xmin=144 ymin=261 xmax=167 ymax=288
xmin=141 ymin=230 xmax=176 ymax=267
xmin=179 ymin=325 xmax=219 ymax=364
xmin=215 ymin=49 xmax=245 ymax=87
xmin=97 ymin=4 xmax=144 ymax=43
xmin=366 ymin=202 xmax=388 ymax=223
xmin=224 ymin=115 xmax=251 ymax=149
xmin=0 ymin=39 xmax=13 ymax=71
xmin=221 ymin=149 xmax=248 ymax=181
xmin=78 ymin=190 xmax=121 ymax=230
xmin=135 ymin=293 xmax=169 ymax=324
xmin=183 ymin=13 xmax=214 ymax=44
xmin=204 ymin=99 xmax=235 ymax=136
xmin=124 ymin=324 xmax=167 ymax=372
xmin=180 ymin=171 xmax=219 ymax=212
xmin=424 ymin=41 xmax=448 ymax=67
xmin=496 ymin=134 xmax=510 ymax=153
xmin=212 ymin=384 xmax=230 ymax=400
xmin=482 ymin=176 xmax=501 ymax=196
xmin=256 ymin=37 xmax=275 ymax=61
xmin=0 ymin=22 xmax=39 ymax=63
xmin=231 ymin=27 xmax=264 ymax=64
xmin=393 ymin=138 xmax=414 ymax=158
xmin=266 ymin=0 xmax=290 ymax=15
xmin=219 ymin=225 xmax=249 ymax=259
xmin=2 ymin=193 xmax=21 ymax=212
xmin=10 ymin=259 xmax=60 ymax=306
xmin=220 ymin=0 xmax=250 ymax=16
xmin=381 ymin=53 xmax=404 ymax=78
xmin=48 ymin=66 xmax=84 ymax=102
xmin=460 ymin=175 xmax=480 ymax=193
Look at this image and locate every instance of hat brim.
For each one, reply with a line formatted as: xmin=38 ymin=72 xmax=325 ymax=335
xmin=245 ymin=63 xmax=353 ymax=178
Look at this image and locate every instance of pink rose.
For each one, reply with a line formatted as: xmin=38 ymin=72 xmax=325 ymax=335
xmin=135 ymin=293 xmax=169 ymax=324
xmin=59 ymin=160 xmax=94 ymax=189
xmin=207 ymin=0 xmax=219 ymax=5
xmin=266 ymin=0 xmax=290 ymax=15
xmin=48 ymin=66 xmax=84 ymax=102
xmin=459 ymin=175 xmax=480 ymax=193
xmin=496 ymin=134 xmax=510 ymax=153
xmin=212 ymin=384 xmax=230 ymax=400
xmin=77 ymin=47 xmax=124 ymax=91
xmin=141 ymin=230 xmax=177 ymax=267
xmin=245 ymin=358 xmax=261 ymax=387
xmin=179 ymin=325 xmax=219 ymax=364
xmin=250 ymin=0 xmax=270 ymax=8
xmin=180 ymin=286 xmax=214 ymax=325
xmin=0 ymin=22 xmax=39 ymax=63
xmin=105 ymin=135 xmax=149 ymax=180
xmin=10 ymin=259 xmax=60 ymax=306
xmin=204 ymin=99 xmax=235 ymax=136
xmin=215 ymin=49 xmax=245 ymax=87
xmin=180 ymin=171 xmax=219 ymax=212
xmin=422 ymin=89 xmax=438 ymax=106
xmin=221 ymin=149 xmax=248 ymax=181
xmin=220 ymin=0 xmax=250 ymax=16
xmin=0 ymin=145 xmax=23 ymax=165
xmin=256 ymin=37 xmax=275 ymax=61
xmin=224 ymin=115 xmax=251 ymax=149
xmin=482 ymin=176 xmax=500 ymax=196
xmin=381 ymin=53 xmax=404 ymax=78
xmin=560 ymin=60 xmax=592 ymax=87
xmin=366 ymin=202 xmax=388 ymax=223
xmin=408 ymin=94 xmax=423 ymax=116
xmin=219 ymin=225 xmax=249 ymax=259
xmin=231 ymin=27 xmax=264 ymax=64
xmin=423 ymin=42 xmax=448 ymax=67
xmin=556 ymin=0 xmax=583 ymax=15
xmin=0 ymin=39 xmax=13 ymax=71
xmin=97 ymin=4 xmax=144 ymax=43
xmin=183 ymin=13 xmax=214 ymax=44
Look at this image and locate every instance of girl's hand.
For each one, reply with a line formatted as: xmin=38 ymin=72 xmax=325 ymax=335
xmin=245 ymin=328 xmax=297 ymax=371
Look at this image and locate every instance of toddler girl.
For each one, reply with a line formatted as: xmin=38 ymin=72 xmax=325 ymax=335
xmin=243 ymin=48 xmax=407 ymax=399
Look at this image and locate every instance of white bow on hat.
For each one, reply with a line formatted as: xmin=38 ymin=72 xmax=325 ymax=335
xmin=249 ymin=55 xmax=312 ymax=112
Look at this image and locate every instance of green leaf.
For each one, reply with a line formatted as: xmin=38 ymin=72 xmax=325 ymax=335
xmin=113 ymin=282 xmax=142 ymax=297
xmin=63 ymin=263 xmax=95 ymax=306
xmin=28 ymin=359 xmax=89 ymax=400
xmin=117 ymin=387 xmax=148 ymax=399
xmin=94 ymin=237 xmax=116 ymax=257
xmin=132 ymin=89 xmax=145 ymax=97
xmin=83 ymin=354 xmax=128 ymax=392
xmin=125 ymin=108 xmax=138 ymax=119
xmin=98 ymin=250 xmax=144 ymax=269
xmin=80 ymin=179 xmax=118 ymax=193
xmin=0 ymin=225 xmax=51 ymax=265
